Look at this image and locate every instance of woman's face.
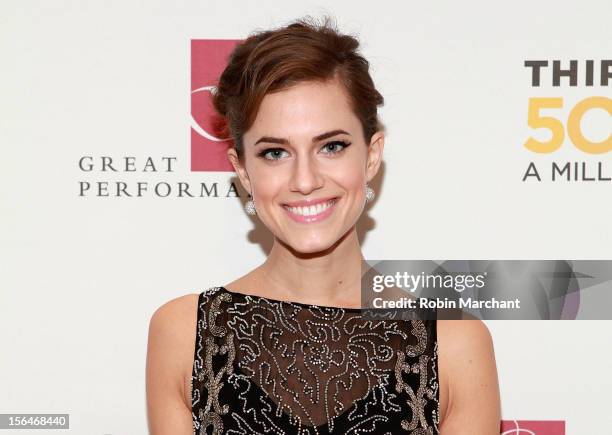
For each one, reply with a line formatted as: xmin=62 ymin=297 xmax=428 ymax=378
xmin=228 ymin=77 xmax=384 ymax=254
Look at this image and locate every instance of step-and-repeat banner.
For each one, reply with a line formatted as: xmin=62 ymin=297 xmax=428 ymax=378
xmin=1 ymin=1 xmax=610 ymax=434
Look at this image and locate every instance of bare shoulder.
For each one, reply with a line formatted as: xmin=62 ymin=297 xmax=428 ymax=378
xmin=147 ymin=292 xmax=202 ymax=410
xmin=437 ymin=318 xmax=494 ymax=356
xmin=148 ymin=293 xmax=201 ymax=356
xmin=150 ymin=292 xmax=201 ymax=329
xmin=436 ymin=319 xmax=500 ymax=434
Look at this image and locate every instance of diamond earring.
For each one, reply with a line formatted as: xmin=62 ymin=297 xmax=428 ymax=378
xmin=244 ymin=195 xmax=257 ymax=215
xmin=365 ymin=183 xmax=375 ymax=203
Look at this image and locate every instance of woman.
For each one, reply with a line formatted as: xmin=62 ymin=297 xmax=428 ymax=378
xmin=146 ymin=16 xmax=500 ymax=435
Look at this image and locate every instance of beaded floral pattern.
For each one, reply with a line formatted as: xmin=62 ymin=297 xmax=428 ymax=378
xmin=191 ymin=286 xmax=439 ymax=435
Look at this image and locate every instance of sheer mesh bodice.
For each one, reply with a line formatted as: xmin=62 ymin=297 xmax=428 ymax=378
xmin=191 ymin=286 xmax=439 ymax=435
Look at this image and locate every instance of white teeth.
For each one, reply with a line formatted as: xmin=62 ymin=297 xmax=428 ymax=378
xmin=286 ymin=199 xmax=335 ymax=216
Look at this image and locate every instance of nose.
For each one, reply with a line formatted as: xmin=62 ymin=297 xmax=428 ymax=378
xmin=288 ymin=153 xmax=324 ymax=195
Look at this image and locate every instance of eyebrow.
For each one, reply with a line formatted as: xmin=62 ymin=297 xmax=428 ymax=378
xmin=254 ymin=129 xmax=350 ymax=146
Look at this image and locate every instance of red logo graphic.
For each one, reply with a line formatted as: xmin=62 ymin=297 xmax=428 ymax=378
xmin=191 ymin=39 xmax=241 ymax=172
xmin=500 ymin=420 xmax=565 ymax=434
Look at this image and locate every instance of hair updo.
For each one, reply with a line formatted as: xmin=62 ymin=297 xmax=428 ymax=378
xmin=211 ymin=15 xmax=385 ymax=161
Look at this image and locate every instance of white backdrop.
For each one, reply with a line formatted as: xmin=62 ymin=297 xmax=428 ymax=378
xmin=1 ymin=1 xmax=610 ymax=434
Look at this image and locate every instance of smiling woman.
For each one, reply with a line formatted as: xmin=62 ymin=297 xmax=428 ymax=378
xmin=146 ymin=15 xmax=500 ymax=435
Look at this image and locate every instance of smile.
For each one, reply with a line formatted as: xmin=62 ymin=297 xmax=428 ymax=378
xmin=282 ymin=198 xmax=338 ymax=223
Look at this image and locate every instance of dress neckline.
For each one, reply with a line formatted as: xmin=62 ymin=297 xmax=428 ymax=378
xmin=219 ymin=285 xmax=363 ymax=312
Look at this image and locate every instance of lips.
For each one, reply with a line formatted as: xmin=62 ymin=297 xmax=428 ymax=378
xmin=282 ymin=196 xmax=338 ymax=208
xmin=282 ymin=197 xmax=339 ymax=223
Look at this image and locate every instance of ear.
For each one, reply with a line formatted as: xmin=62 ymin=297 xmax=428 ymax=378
xmin=365 ymin=131 xmax=385 ymax=182
xmin=227 ymin=147 xmax=252 ymax=194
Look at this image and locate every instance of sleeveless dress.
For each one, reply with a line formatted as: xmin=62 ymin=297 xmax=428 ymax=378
xmin=191 ymin=286 xmax=440 ymax=435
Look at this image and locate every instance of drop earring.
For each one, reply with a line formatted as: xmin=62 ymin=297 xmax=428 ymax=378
xmin=244 ymin=194 xmax=257 ymax=215
xmin=365 ymin=183 xmax=375 ymax=203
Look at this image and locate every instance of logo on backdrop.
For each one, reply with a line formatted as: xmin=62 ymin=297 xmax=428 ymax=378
xmin=500 ymin=420 xmax=565 ymax=435
xmin=191 ymin=39 xmax=241 ymax=172
xmin=77 ymin=40 xmax=243 ymax=198
xmin=522 ymin=59 xmax=611 ymax=183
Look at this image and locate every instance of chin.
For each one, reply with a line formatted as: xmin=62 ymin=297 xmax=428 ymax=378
xmin=287 ymin=236 xmax=338 ymax=255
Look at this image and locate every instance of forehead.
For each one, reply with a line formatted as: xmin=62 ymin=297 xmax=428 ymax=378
xmin=244 ymin=78 xmax=361 ymax=142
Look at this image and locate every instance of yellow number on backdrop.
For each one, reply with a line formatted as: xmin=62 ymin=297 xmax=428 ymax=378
xmin=523 ymin=97 xmax=565 ymax=153
xmin=524 ymin=96 xmax=612 ymax=154
xmin=567 ymin=96 xmax=612 ymax=154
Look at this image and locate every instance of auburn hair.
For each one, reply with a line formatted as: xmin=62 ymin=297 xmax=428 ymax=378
xmin=211 ymin=15 xmax=385 ymax=160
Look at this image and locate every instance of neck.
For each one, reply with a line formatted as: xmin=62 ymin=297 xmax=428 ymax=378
xmin=257 ymin=226 xmax=367 ymax=306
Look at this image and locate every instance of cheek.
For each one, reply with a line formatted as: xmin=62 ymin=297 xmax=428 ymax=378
xmin=333 ymin=149 xmax=368 ymax=192
xmin=250 ymin=168 xmax=286 ymax=205
xmin=334 ymin=168 xmax=366 ymax=195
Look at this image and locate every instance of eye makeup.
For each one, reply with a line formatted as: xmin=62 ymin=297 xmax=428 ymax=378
xmin=256 ymin=140 xmax=352 ymax=161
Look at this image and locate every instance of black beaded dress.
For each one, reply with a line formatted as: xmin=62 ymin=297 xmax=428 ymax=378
xmin=191 ymin=286 xmax=440 ymax=435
